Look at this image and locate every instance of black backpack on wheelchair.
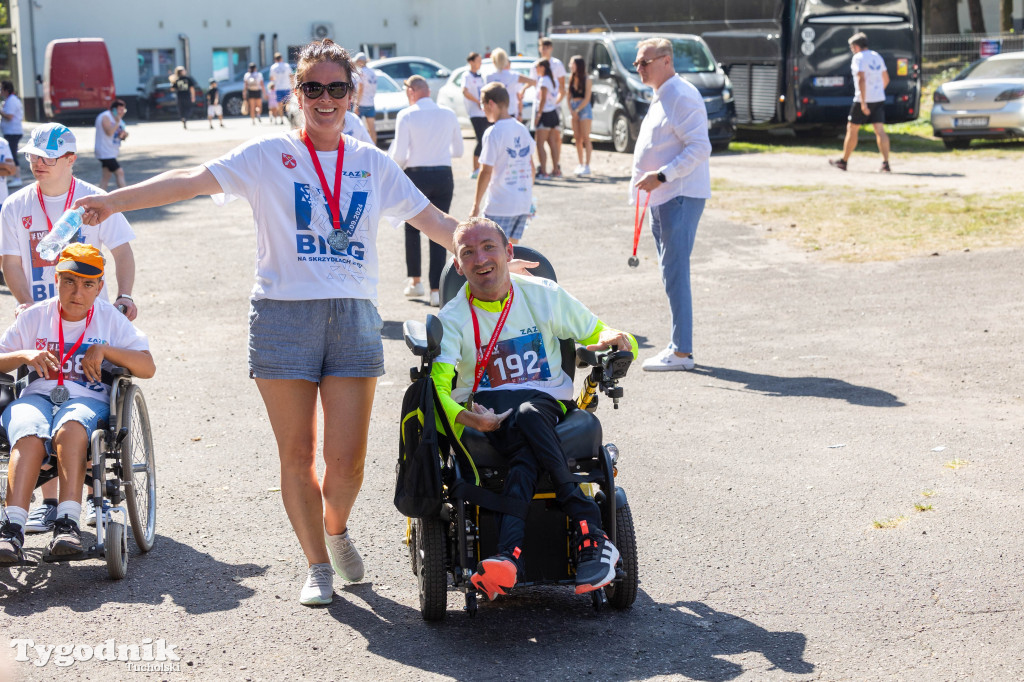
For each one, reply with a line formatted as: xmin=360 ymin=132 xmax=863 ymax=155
xmin=0 ymin=367 xmax=156 ymax=579
xmin=398 ymin=246 xmax=639 ymax=620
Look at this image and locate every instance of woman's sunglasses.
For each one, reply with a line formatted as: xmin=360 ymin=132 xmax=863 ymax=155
xmin=298 ymin=81 xmax=352 ymax=99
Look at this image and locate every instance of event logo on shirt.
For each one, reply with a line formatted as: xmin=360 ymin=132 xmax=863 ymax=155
xmin=343 ymin=170 xmax=371 ymax=179
xmin=35 ymin=338 xmax=47 ymax=350
xmin=282 ymin=153 xmax=297 ymax=169
xmin=292 ymin=182 xmax=367 ymax=263
xmin=505 ymin=136 xmax=531 ymax=159
xmin=22 ymin=216 xmax=31 ymax=230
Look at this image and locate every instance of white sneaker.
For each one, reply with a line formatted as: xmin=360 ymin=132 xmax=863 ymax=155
xmin=299 ymin=563 xmax=334 ymax=606
xmin=429 ymin=291 xmax=440 ymax=307
xmin=573 ymin=164 xmax=584 ymax=176
xmin=325 ymin=530 xmax=364 ymax=582
xmin=403 ymin=281 xmax=424 ymax=297
xmin=642 ymin=347 xmax=695 ymax=372
xmin=580 ymin=165 xmax=591 ymax=176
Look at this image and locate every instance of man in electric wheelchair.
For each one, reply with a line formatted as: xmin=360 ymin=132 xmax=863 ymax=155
xmin=433 ymin=218 xmax=637 ymax=600
xmin=0 ymin=243 xmax=154 ymax=565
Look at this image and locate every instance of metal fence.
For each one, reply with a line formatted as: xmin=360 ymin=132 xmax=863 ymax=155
xmin=923 ymin=32 xmax=1024 ymax=80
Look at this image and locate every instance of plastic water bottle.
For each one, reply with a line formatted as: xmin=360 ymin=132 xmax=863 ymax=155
xmin=35 ymin=207 xmax=85 ymax=262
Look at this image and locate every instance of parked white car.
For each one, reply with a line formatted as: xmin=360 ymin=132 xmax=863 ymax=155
xmin=368 ymin=57 xmax=451 ymax=100
xmin=437 ymin=57 xmax=537 ymax=127
xmin=931 ymin=51 xmax=1024 ymax=149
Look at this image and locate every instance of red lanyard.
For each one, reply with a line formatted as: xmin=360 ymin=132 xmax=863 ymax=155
xmin=632 ymin=187 xmax=651 ymax=258
xmin=36 ymin=178 xmax=77 ymax=232
xmin=300 ymin=129 xmax=344 ymax=232
xmin=55 ymin=304 xmax=93 ymax=386
xmin=469 ymin=286 xmax=516 ymax=394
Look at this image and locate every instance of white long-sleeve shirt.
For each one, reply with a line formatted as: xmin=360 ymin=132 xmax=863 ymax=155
xmin=388 ymin=98 xmax=464 ymax=169
xmin=631 ymin=75 xmax=711 ymax=206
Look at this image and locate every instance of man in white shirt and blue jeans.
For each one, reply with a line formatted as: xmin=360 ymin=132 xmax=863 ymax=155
xmin=389 ymin=75 xmax=464 ymax=306
xmin=631 ymin=38 xmax=711 ymax=372
xmin=830 ymin=32 xmax=891 ymax=173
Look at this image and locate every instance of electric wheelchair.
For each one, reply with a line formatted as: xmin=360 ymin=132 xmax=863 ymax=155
xmin=400 ymin=246 xmax=638 ymax=620
xmin=0 ymin=367 xmax=156 ymax=579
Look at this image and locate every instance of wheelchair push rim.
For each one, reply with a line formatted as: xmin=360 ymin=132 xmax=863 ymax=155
xmin=120 ymin=384 xmax=156 ymax=552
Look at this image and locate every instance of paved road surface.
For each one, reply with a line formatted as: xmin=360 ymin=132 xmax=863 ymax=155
xmin=1 ymin=122 xmax=1022 ymax=680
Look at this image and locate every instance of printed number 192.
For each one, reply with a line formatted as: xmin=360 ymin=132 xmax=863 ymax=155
xmin=492 ymin=350 xmax=540 ymax=382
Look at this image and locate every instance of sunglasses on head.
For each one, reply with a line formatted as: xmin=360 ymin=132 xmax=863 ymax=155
xmin=298 ymin=81 xmax=352 ymax=99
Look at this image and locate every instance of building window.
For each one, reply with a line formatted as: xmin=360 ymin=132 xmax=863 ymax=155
xmin=212 ymin=47 xmax=251 ymax=82
xmin=360 ymin=44 xmax=397 ymax=60
xmin=138 ymin=48 xmax=176 ymax=88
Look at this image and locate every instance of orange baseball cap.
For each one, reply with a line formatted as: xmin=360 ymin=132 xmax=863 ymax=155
xmin=55 ymin=243 xmax=105 ymax=279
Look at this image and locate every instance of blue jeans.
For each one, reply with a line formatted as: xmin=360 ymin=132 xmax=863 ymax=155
xmin=650 ymin=195 xmax=705 ymax=354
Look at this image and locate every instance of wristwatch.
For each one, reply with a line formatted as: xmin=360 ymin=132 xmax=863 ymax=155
xmin=656 ymin=171 xmax=666 ymax=183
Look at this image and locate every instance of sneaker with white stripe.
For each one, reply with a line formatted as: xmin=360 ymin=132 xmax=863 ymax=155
xmin=573 ymin=520 xmax=620 ymax=594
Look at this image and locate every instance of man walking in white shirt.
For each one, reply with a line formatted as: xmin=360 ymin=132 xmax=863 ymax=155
xmin=829 ymin=32 xmax=891 ymax=173
xmin=631 ymin=38 xmax=711 ymax=372
xmin=389 ymin=75 xmax=464 ymax=306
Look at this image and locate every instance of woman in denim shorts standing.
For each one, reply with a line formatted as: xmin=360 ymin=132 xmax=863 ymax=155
xmin=75 ymin=39 xmax=462 ymax=607
xmin=568 ymin=55 xmax=593 ymax=177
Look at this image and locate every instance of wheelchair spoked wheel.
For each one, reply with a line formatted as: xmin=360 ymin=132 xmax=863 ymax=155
xmin=120 ymin=385 xmax=156 ymax=552
xmin=605 ymin=501 xmax=639 ymax=609
xmin=413 ymin=516 xmax=448 ymax=621
xmin=105 ymin=521 xmax=129 ymax=579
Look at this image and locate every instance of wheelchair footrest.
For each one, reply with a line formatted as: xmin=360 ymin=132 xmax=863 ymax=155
xmin=40 ymin=545 xmax=103 ymax=564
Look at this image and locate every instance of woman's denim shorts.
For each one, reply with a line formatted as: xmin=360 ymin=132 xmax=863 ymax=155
xmin=248 ymin=298 xmax=384 ymax=381
xmin=572 ymin=100 xmax=593 ymax=120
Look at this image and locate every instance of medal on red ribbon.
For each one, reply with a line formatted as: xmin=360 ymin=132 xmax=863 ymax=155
xmin=50 ymin=304 xmax=94 ymax=407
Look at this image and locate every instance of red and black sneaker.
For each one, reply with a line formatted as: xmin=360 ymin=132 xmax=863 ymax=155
xmin=471 ymin=550 xmax=520 ymax=601
xmin=828 ymin=158 xmax=848 ymax=171
xmin=574 ymin=520 xmax=620 ymax=595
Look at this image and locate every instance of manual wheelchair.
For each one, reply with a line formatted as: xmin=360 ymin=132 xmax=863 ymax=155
xmin=400 ymin=246 xmax=638 ymax=620
xmin=0 ymin=367 xmax=156 ymax=579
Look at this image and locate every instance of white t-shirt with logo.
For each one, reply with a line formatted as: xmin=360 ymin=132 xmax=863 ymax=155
xmin=478 ymin=117 xmax=534 ymax=217
xmin=269 ymin=61 xmax=293 ymax=91
xmin=437 ymin=273 xmax=598 ymax=402
xmin=536 ymin=75 xmax=559 ymax=113
xmin=94 ymin=110 xmax=124 ymax=160
xmin=344 ymin=111 xmax=372 ymax=145
xmin=356 ymin=67 xmax=378 ymax=107
xmin=485 ymin=70 xmax=523 ymax=104
xmin=0 ymin=180 xmax=135 ymax=303
xmin=851 ymin=49 xmax=887 ymax=104
xmin=244 ymin=71 xmax=265 ymax=95
xmin=0 ymin=297 xmax=150 ymax=403
xmin=204 ymin=131 xmax=429 ymax=302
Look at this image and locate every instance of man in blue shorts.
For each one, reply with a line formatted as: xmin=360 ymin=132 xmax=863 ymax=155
xmin=269 ymin=52 xmax=294 ymax=126
xmin=433 ymin=217 xmax=636 ymax=600
xmin=0 ymin=244 xmax=155 ymax=564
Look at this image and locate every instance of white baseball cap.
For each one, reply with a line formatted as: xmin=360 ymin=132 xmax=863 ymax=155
xmin=22 ymin=123 xmax=78 ymax=159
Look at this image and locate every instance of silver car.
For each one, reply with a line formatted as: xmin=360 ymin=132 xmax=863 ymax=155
xmin=436 ymin=57 xmax=537 ymax=127
xmin=931 ymin=51 xmax=1024 ymax=149
xmin=368 ymin=57 xmax=450 ymax=100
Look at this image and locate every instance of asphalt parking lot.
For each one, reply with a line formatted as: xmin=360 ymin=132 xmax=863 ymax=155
xmin=1 ymin=120 xmax=1023 ymax=680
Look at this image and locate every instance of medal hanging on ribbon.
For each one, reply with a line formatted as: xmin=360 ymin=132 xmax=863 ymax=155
xmin=50 ymin=304 xmax=94 ymax=407
xmin=466 ymin=287 xmax=516 ymax=409
xmin=299 ymin=129 xmax=349 ymax=252
xmin=628 ymin=187 xmax=651 ymax=268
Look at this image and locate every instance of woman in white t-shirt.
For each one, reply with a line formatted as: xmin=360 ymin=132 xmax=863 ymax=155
xmin=485 ymin=48 xmax=535 ymax=123
xmin=74 ymin=39 xmax=461 ymax=607
xmin=533 ymin=60 xmax=560 ymax=179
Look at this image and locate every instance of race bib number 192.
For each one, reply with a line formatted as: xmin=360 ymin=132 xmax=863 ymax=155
xmin=480 ymin=333 xmax=551 ymax=389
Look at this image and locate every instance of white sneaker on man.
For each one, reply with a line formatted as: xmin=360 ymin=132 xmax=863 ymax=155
xmin=642 ymin=347 xmax=695 ymax=372
xmin=429 ymin=290 xmax=440 ymax=307
xmin=299 ymin=563 xmax=334 ymax=606
xmin=325 ymin=529 xmax=364 ymax=582
xmin=403 ymin=280 xmax=424 ymax=297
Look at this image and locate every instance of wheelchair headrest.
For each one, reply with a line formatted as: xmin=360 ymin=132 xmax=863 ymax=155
xmin=439 ymin=245 xmax=557 ymax=307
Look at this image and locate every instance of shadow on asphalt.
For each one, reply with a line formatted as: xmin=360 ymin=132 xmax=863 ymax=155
xmin=330 ymin=583 xmax=814 ymax=680
xmin=692 ymin=366 xmax=903 ymax=407
xmin=0 ymin=536 xmax=267 ymax=615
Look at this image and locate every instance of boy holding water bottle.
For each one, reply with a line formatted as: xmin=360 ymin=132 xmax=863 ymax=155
xmin=0 ymin=123 xmax=139 ymax=536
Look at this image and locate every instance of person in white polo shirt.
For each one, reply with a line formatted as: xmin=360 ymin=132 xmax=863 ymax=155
xmin=829 ymin=32 xmax=891 ymax=173
xmin=389 ymin=74 xmax=464 ymax=306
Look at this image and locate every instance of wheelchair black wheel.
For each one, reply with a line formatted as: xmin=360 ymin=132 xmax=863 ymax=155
xmin=121 ymin=385 xmax=156 ymax=552
xmin=606 ymin=501 xmax=638 ymax=609
xmin=105 ymin=521 xmax=129 ymax=579
xmin=414 ymin=516 xmax=448 ymax=621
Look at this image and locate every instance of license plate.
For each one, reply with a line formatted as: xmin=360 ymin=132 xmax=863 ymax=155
xmin=954 ymin=117 xmax=989 ymax=128
xmin=813 ymin=76 xmax=844 ymax=87
xmin=59 ymin=99 xmax=80 ymax=107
